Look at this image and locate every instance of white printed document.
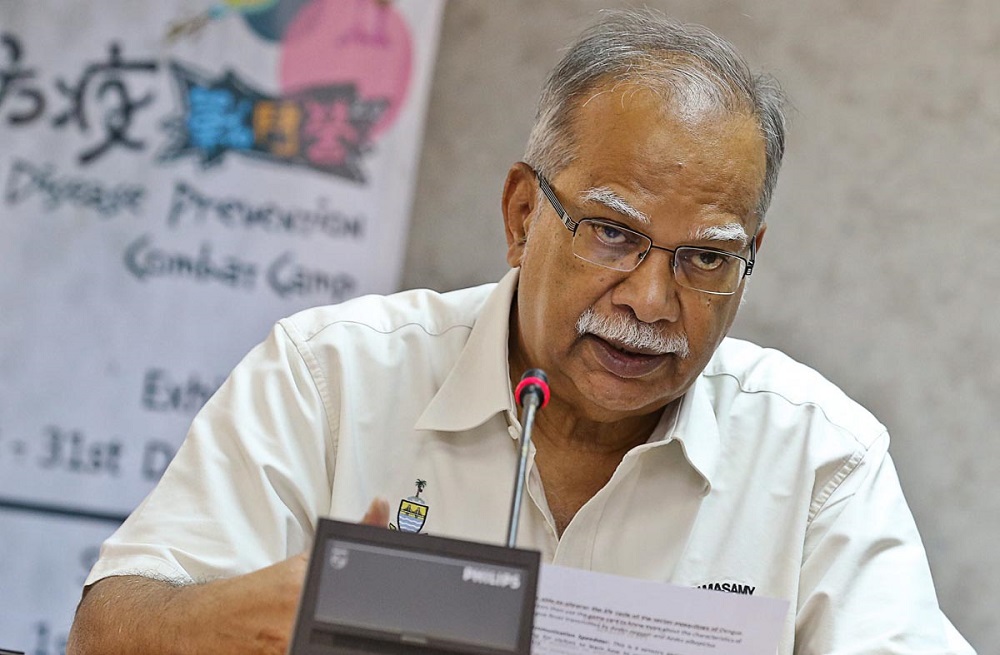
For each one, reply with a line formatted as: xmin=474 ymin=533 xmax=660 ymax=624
xmin=532 ymin=565 xmax=788 ymax=655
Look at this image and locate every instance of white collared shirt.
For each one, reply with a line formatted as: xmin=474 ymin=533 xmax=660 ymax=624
xmin=88 ymin=269 xmax=973 ymax=654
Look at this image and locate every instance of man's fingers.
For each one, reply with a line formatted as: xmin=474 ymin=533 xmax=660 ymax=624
xmin=361 ymin=497 xmax=390 ymax=527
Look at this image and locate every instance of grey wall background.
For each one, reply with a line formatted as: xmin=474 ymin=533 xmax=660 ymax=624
xmin=403 ymin=1 xmax=998 ymax=651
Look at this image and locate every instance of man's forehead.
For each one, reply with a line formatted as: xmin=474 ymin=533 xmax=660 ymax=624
xmin=564 ymin=84 xmax=768 ymax=223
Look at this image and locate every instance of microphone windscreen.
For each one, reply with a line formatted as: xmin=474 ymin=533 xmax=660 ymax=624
xmin=515 ymin=369 xmax=550 ymax=408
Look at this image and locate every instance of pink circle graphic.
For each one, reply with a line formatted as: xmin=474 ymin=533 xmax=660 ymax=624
xmin=279 ymin=0 xmax=413 ymax=138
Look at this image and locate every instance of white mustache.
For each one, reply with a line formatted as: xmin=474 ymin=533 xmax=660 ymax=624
xmin=576 ymin=308 xmax=690 ymax=358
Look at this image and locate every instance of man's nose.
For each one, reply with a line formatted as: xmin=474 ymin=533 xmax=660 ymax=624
xmin=609 ymin=249 xmax=681 ymax=325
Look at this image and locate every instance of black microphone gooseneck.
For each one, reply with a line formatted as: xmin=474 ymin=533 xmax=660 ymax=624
xmin=506 ymin=368 xmax=550 ymax=548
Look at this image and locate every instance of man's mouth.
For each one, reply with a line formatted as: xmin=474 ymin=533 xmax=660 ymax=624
xmin=594 ymin=334 xmax=665 ymax=358
xmin=583 ymin=334 xmax=676 ymax=379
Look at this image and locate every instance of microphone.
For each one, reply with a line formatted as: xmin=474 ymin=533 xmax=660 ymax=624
xmin=515 ymin=369 xmax=550 ymax=409
xmin=506 ymin=368 xmax=550 ymax=548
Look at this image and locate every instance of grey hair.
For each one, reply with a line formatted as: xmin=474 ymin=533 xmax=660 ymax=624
xmin=523 ymin=8 xmax=787 ymax=221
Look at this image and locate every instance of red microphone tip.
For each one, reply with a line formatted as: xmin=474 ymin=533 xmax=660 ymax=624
xmin=515 ymin=374 xmax=550 ymax=408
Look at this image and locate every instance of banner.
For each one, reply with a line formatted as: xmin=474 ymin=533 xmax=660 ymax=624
xmin=0 ymin=1 xmax=445 ymax=650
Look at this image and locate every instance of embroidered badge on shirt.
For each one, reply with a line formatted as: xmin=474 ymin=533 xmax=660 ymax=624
xmin=390 ymin=479 xmax=429 ymax=533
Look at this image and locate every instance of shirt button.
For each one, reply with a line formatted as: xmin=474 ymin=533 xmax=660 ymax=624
xmin=507 ymin=426 xmax=520 ymax=439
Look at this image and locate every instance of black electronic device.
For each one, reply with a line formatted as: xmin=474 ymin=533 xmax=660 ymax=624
xmin=288 ymin=519 xmax=541 ymax=655
xmin=289 ymin=369 xmax=549 ymax=655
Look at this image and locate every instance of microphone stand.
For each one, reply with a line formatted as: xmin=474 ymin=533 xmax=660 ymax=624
xmin=506 ymin=370 xmax=549 ymax=548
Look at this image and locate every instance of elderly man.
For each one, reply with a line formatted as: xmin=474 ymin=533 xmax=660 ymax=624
xmin=68 ymin=9 xmax=974 ymax=655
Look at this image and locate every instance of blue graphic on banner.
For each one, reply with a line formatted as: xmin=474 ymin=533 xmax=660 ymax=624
xmin=159 ymin=62 xmax=386 ymax=182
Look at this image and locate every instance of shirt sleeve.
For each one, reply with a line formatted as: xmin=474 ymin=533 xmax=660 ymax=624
xmin=85 ymin=319 xmax=335 ymax=586
xmin=795 ymin=432 xmax=976 ymax=654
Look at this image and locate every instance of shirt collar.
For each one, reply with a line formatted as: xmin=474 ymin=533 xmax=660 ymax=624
xmin=414 ymin=268 xmax=520 ymax=433
xmin=661 ymin=373 xmax=721 ymax=494
xmin=414 ymin=266 xmax=722 ymax=493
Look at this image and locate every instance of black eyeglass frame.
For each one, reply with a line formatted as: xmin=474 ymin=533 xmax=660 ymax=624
xmin=535 ymin=172 xmax=756 ymax=294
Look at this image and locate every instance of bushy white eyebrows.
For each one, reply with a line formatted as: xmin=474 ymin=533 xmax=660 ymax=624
xmin=579 ymin=186 xmax=650 ymax=224
xmin=576 ymin=187 xmax=749 ymax=246
xmin=694 ymin=223 xmax=750 ymax=247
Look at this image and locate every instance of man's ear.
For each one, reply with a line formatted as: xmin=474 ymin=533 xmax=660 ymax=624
xmin=501 ymin=162 xmax=538 ymax=268
xmin=754 ymin=222 xmax=767 ymax=252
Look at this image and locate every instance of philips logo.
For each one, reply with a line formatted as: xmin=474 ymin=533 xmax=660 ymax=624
xmin=462 ymin=566 xmax=522 ymax=590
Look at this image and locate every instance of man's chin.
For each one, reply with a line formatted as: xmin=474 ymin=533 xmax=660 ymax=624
xmin=570 ymin=373 xmax=685 ymax=423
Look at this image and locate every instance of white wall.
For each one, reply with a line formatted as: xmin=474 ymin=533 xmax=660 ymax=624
xmin=404 ymin=2 xmax=999 ymax=651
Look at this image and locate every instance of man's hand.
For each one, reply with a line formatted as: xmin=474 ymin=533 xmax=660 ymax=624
xmin=67 ymin=498 xmax=391 ymax=655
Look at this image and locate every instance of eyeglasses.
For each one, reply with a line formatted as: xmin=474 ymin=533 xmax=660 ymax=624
xmin=536 ymin=173 xmax=755 ymax=296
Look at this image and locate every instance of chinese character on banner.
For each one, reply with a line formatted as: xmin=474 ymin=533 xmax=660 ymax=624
xmin=187 ymin=86 xmax=254 ymax=154
xmin=51 ymin=42 xmax=158 ymax=165
xmin=0 ymin=33 xmax=46 ymax=125
xmin=253 ymin=99 xmax=302 ymax=159
xmin=303 ymin=97 xmax=360 ymax=167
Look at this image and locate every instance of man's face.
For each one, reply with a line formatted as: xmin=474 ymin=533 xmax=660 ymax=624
xmin=504 ymin=84 xmax=767 ymax=424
